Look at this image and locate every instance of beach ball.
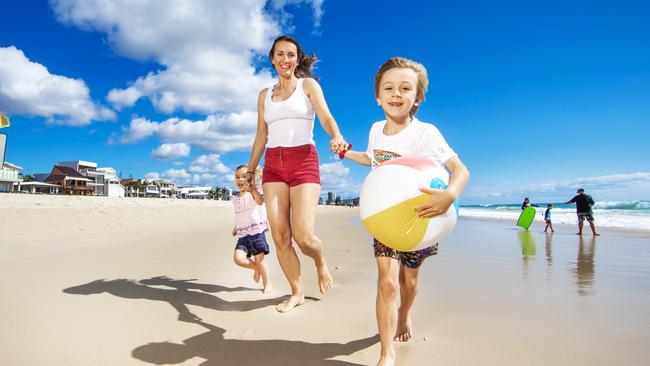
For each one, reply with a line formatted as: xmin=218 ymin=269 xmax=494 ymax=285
xmin=359 ymin=156 xmax=458 ymax=251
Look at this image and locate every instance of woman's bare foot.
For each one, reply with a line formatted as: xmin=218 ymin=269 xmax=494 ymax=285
xmin=253 ymin=269 xmax=261 ymax=283
xmin=394 ymin=312 xmax=413 ymax=342
xmin=263 ymin=283 xmax=272 ymax=294
xmin=316 ymin=261 xmax=333 ymax=294
xmin=276 ymin=294 xmax=305 ymax=313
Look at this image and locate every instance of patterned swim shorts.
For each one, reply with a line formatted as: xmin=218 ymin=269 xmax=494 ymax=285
xmin=373 ymin=239 xmax=438 ymax=269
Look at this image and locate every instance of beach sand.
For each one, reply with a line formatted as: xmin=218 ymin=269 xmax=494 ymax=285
xmin=1 ymin=194 xmax=649 ymax=365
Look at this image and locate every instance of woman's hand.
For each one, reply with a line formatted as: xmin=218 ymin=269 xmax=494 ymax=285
xmin=329 ymin=134 xmax=347 ymax=154
xmin=413 ymin=187 xmax=456 ymax=218
xmin=245 ymin=172 xmax=256 ymax=187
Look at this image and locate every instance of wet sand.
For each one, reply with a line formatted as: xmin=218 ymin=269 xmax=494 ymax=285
xmin=1 ymin=194 xmax=649 ymax=365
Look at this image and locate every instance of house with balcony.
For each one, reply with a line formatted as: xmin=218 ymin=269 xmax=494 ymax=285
xmin=121 ymin=178 xmax=147 ymax=197
xmin=0 ymin=162 xmax=23 ymax=193
xmin=97 ymin=167 xmax=125 ymax=197
xmin=144 ymin=178 xmax=177 ymax=198
xmin=45 ymin=165 xmax=93 ymax=195
xmin=58 ymin=160 xmax=105 ymax=196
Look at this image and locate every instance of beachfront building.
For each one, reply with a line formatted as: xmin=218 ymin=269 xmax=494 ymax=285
xmin=45 ymin=165 xmax=93 ymax=195
xmin=18 ymin=181 xmax=60 ymax=194
xmin=144 ymin=179 xmax=177 ymax=198
xmin=178 ymin=186 xmax=211 ymax=199
xmin=58 ymin=160 xmax=105 ymax=196
xmin=0 ymin=162 xmax=23 ymax=193
xmin=97 ymin=167 xmax=125 ymax=197
xmin=121 ymin=178 xmax=147 ymax=197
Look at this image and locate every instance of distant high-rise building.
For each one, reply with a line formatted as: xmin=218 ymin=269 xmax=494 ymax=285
xmin=327 ymin=191 xmax=337 ymax=205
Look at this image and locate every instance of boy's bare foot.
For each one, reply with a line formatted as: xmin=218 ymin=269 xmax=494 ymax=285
xmin=276 ymin=294 xmax=305 ymax=313
xmin=263 ymin=284 xmax=272 ymax=294
xmin=253 ymin=270 xmax=261 ymax=283
xmin=316 ymin=261 xmax=333 ymax=294
xmin=376 ymin=354 xmax=396 ymax=366
xmin=394 ymin=312 xmax=413 ymax=342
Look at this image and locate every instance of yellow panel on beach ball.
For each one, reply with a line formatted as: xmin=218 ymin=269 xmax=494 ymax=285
xmin=362 ymin=193 xmax=432 ymax=251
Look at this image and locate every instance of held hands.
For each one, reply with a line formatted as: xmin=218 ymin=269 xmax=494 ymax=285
xmin=329 ymin=134 xmax=347 ymax=154
xmin=413 ymin=187 xmax=456 ymax=218
xmin=244 ymin=172 xmax=258 ymax=192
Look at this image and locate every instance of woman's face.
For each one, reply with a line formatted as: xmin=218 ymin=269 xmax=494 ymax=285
xmin=271 ymin=40 xmax=298 ymax=79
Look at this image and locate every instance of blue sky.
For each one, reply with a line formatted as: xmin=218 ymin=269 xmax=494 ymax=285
xmin=1 ymin=0 xmax=649 ymax=204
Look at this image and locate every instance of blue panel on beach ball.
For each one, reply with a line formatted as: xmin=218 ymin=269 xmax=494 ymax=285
xmin=429 ymin=178 xmax=459 ymax=217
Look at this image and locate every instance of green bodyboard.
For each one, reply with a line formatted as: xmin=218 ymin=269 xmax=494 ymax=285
xmin=517 ymin=207 xmax=536 ymax=229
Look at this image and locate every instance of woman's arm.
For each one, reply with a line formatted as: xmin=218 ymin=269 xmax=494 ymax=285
xmin=414 ymin=156 xmax=470 ymax=218
xmin=246 ymin=89 xmax=269 ymax=183
xmin=302 ymin=78 xmax=346 ymax=153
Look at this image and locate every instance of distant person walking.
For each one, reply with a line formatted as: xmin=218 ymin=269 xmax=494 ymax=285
xmin=544 ymin=203 xmax=555 ymax=233
xmin=565 ymin=188 xmax=600 ymax=236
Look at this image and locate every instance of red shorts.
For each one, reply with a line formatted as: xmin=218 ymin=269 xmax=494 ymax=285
xmin=262 ymin=144 xmax=320 ymax=187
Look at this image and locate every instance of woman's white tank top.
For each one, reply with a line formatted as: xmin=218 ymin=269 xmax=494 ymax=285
xmin=263 ymin=78 xmax=316 ymax=148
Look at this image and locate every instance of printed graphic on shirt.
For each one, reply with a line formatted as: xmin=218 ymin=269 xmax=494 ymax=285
xmin=373 ymin=150 xmax=402 ymax=167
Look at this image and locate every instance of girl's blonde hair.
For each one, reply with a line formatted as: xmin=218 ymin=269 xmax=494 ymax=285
xmin=374 ymin=57 xmax=429 ymax=117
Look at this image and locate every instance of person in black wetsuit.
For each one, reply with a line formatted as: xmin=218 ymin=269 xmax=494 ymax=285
xmin=565 ymin=188 xmax=600 ymax=236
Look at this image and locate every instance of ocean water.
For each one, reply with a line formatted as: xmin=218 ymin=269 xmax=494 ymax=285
xmin=460 ymin=200 xmax=650 ymax=232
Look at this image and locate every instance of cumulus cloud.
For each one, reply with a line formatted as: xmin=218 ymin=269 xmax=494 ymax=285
xmin=148 ymin=154 xmax=233 ymax=187
xmin=51 ymin=0 xmax=282 ymax=115
xmin=319 ymin=161 xmax=359 ymax=198
xmin=151 ymin=142 xmax=191 ymax=160
xmin=465 ymin=172 xmax=650 ymax=203
xmin=110 ymin=111 xmax=257 ymax=153
xmin=270 ymin=0 xmax=325 ymax=28
xmin=0 ymin=46 xmax=115 ymax=126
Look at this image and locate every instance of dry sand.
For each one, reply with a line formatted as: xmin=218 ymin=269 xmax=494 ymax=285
xmin=1 ymin=194 xmax=649 ymax=365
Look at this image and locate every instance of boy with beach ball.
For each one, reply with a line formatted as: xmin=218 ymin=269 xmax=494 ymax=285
xmin=341 ymin=57 xmax=469 ymax=366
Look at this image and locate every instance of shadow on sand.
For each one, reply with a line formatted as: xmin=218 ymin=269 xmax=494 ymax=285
xmin=63 ymin=276 xmax=378 ymax=364
xmin=133 ymin=318 xmax=379 ymax=366
xmin=63 ymin=275 xmax=308 ymax=321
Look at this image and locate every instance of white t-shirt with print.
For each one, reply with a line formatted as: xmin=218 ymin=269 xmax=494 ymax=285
xmin=233 ymin=192 xmax=269 ymax=237
xmin=365 ymin=118 xmax=457 ymax=168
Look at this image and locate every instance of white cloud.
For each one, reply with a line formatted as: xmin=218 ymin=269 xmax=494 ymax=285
xmin=319 ymin=161 xmax=359 ymax=198
xmin=144 ymin=172 xmax=160 ymax=179
xmin=465 ymin=172 xmax=650 ymax=203
xmin=188 ymin=154 xmax=231 ymax=174
xmin=148 ymin=154 xmax=233 ymax=187
xmin=111 ymin=111 xmax=257 ymax=153
xmin=0 ymin=46 xmax=115 ymax=126
xmin=51 ymin=0 xmax=282 ymax=115
xmin=151 ymin=142 xmax=191 ymax=160
xmin=271 ymin=0 xmax=325 ymax=28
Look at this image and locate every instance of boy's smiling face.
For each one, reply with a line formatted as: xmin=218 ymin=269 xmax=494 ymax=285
xmin=376 ymin=67 xmax=419 ymax=121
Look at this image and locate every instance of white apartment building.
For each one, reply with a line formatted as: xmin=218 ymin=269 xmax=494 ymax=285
xmin=0 ymin=162 xmax=22 ymax=193
xmin=97 ymin=167 xmax=125 ymax=198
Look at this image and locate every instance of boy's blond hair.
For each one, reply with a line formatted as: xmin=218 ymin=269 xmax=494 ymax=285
xmin=374 ymin=57 xmax=429 ymax=117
